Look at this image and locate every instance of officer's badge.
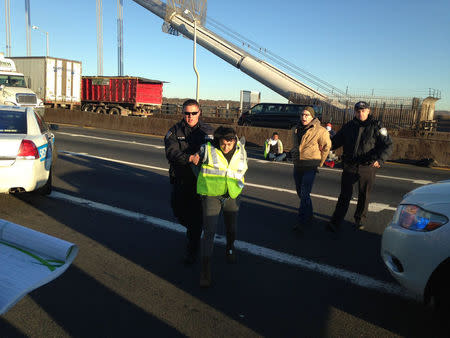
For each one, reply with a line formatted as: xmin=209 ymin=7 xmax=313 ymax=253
xmin=379 ymin=128 xmax=388 ymax=136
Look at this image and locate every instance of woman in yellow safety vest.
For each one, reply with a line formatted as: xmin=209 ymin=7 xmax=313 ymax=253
xmin=196 ymin=126 xmax=248 ymax=288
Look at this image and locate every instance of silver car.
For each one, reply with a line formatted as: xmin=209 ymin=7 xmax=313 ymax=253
xmin=381 ymin=180 xmax=450 ymax=316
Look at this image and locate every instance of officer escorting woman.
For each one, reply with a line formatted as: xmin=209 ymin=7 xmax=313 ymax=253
xmin=329 ymin=101 xmax=393 ymax=231
xmin=196 ymin=126 xmax=248 ymax=288
xmin=164 ymin=99 xmax=214 ymax=264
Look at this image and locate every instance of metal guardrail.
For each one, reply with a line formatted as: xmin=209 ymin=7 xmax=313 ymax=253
xmin=160 ymin=103 xmax=240 ymax=120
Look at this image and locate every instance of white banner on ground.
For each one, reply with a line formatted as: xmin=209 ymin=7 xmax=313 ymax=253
xmin=0 ymin=219 xmax=78 ymax=315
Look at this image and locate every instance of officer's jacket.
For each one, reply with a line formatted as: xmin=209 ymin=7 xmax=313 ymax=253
xmin=164 ymin=119 xmax=213 ymax=183
xmin=332 ymin=116 xmax=393 ymax=165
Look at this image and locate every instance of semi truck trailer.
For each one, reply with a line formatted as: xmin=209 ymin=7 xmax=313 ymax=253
xmin=81 ymin=76 xmax=164 ymax=116
xmin=11 ymin=56 xmax=82 ymax=109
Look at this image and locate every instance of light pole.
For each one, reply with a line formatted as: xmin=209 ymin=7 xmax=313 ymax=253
xmin=32 ymin=25 xmax=49 ymax=57
xmin=184 ymin=9 xmax=199 ymax=102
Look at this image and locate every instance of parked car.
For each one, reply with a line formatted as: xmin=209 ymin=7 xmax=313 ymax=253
xmin=381 ymin=180 xmax=450 ymax=317
xmin=237 ymin=103 xmax=323 ymax=129
xmin=0 ymin=105 xmax=56 ymax=195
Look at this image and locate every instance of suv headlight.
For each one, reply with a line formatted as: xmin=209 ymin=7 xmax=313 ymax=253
xmin=393 ymin=204 xmax=448 ymax=231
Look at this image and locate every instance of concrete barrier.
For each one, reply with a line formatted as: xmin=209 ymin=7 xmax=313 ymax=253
xmin=45 ymin=109 xmax=450 ymax=167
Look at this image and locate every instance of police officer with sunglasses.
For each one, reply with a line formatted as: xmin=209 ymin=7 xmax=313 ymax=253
xmin=165 ymin=99 xmax=214 ymax=264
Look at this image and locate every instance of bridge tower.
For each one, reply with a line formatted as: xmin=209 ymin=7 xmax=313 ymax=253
xmin=96 ymin=0 xmax=103 ymax=75
xmin=117 ymin=0 xmax=123 ymax=76
xmin=25 ymin=0 xmax=31 ymax=56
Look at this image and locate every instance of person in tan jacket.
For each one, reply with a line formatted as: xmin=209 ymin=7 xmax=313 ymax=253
xmin=290 ymin=106 xmax=331 ymax=232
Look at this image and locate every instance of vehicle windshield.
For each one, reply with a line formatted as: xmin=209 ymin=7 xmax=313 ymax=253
xmin=0 ymin=75 xmax=27 ymax=88
xmin=0 ymin=111 xmax=27 ymax=134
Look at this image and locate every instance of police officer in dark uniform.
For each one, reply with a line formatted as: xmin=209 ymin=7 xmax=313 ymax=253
xmin=165 ymin=99 xmax=214 ymax=264
xmin=328 ymin=101 xmax=393 ymax=231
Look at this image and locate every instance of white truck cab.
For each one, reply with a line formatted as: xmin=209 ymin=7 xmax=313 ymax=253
xmin=0 ymin=53 xmax=43 ymax=108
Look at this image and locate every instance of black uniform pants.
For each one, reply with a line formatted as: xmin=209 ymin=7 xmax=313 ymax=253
xmin=171 ymin=181 xmax=203 ymax=244
xmin=331 ymin=164 xmax=376 ymax=225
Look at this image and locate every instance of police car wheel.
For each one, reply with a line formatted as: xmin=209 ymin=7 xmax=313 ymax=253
xmin=36 ymin=168 xmax=52 ymax=195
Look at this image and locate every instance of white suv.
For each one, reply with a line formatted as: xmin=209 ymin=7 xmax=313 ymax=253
xmin=381 ymin=180 xmax=450 ymax=316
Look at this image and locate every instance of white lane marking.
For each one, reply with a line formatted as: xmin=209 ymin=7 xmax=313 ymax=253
xmin=245 ymin=182 xmax=397 ymax=212
xmin=60 ymin=150 xmax=397 ymax=212
xmin=61 ymin=151 xmax=169 ymax=172
xmin=49 ymin=191 xmax=413 ymax=300
xmin=248 ymin=158 xmax=433 ymax=185
xmin=57 ymin=132 xmax=432 ymax=185
xmin=57 ymin=132 xmax=165 ymax=149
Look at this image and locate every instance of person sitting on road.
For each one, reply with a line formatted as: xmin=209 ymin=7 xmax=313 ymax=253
xmin=264 ymin=132 xmax=286 ymax=162
xmin=324 ymin=123 xmax=337 ymax=168
xmin=326 ymin=123 xmax=336 ymax=138
xmin=196 ymin=126 xmax=248 ymax=288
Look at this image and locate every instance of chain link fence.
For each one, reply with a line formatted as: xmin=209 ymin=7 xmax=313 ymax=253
xmin=160 ymin=103 xmax=240 ymax=120
xmin=288 ymin=92 xmax=441 ymax=130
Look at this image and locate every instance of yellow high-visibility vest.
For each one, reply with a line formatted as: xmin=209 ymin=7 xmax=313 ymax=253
xmin=197 ymin=141 xmax=248 ymax=198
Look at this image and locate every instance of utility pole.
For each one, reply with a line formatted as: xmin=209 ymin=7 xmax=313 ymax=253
xmin=5 ymin=0 xmax=11 ymax=56
xmin=25 ymin=0 xmax=31 ymax=56
xmin=117 ymin=0 xmax=123 ymax=76
xmin=32 ymin=25 xmax=49 ymax=57
xmin=96 ymin=0 xmax=103 ymax=75
xmin=184 ymin=8 xmax=200 ymax=101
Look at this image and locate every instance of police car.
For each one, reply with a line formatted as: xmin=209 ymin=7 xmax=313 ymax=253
xmin=0 ymin=105 xmax=56 ymax=195
xmin=381 ymin=180 xmax=450 ymax=317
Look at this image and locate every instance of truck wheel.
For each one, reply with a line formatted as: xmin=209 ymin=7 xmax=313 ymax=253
xmin=110 ymin=107 xmax=120 ymax=115
xmin=95 ymin=106 xmax=106 ymax=114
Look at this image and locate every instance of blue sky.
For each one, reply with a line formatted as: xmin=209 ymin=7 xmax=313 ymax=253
xmin=1 ymin=0 xmax=449 ymax=110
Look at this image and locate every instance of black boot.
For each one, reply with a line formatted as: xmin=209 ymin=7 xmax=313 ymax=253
xmin=200 ymin=256 xmax=211 ymax=288
xmin=226 ymin=232 xmax=237 ymax=264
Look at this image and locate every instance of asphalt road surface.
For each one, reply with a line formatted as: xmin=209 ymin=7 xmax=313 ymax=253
xmin=1 ymin=125 xmax=449 ymax=337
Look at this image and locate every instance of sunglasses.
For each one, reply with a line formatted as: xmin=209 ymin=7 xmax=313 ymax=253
xmin=184 ymin=111 xmax=199 ymax=116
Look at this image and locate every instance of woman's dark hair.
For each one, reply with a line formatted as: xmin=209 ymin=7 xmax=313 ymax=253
xmin=213 ymin=126 xmax=236 ymax=147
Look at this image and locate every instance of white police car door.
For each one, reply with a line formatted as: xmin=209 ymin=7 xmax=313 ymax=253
xmin=34 ymin=112 xmax=54 ymax=171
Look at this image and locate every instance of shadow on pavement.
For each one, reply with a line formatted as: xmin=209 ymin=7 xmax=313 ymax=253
xmin=2 ymin=153 xmax=447 ymax=337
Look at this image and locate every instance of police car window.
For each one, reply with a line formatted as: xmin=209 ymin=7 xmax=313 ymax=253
xmin=0 ymin=111 xmax=27 ymax=134
xmin=34 ymin=113 xmax=48 ymax=133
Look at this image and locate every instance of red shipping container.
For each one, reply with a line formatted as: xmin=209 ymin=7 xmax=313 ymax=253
xmin=81 ymin=76 xmax=164 ymax=106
